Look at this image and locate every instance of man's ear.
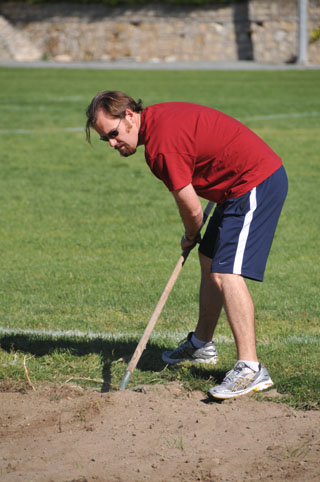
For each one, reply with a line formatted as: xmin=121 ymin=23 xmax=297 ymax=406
xmin=125 ymin=108 xmax=135 ymax=123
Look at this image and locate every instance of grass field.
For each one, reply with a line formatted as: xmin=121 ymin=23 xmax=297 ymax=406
xmin=0 ymin=67 xmax=319 ymax=409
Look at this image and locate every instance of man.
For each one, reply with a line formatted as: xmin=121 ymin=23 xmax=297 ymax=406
xmin=85 ymin=91 xmax=288 ymax=399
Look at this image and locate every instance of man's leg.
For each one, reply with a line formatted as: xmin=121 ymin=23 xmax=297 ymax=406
xmin=193 ymin=252 xmax=223 ymax=342
xmin=206 ymin=271 xmax=274 ymax=399
xmin=211 ymin=272 xmax=258 ymax=361
xmin=161 ymin=255 xmax=258 ymax=367
xmin=195 ymin=254 xmax=257 ymax=362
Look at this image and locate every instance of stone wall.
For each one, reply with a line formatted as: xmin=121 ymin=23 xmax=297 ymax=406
xmin=0 ymin=1 xmax=320 ymax=64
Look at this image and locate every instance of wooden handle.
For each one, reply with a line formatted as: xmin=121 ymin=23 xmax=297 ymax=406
xmin=126 ymin=252 xmax=186 ymax=374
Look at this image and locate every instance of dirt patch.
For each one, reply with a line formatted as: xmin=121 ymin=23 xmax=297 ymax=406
xmin=0 ymin=381 xmax=319 ymax=482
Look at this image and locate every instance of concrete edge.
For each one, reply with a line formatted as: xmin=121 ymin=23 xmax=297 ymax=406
xmin=1 ymin=60 xmax=320 ymax=70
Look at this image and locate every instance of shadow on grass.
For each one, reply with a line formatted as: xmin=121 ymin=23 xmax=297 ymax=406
xmin=0 ymin=333 xmax=225 ymax=393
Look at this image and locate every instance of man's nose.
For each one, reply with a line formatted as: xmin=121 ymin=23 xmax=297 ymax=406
xmin=109 ymin=138 xmax=117 ymax=147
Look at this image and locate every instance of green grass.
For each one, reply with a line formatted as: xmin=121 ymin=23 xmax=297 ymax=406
xmin=0 ymin=67 xmax=319 ymax=409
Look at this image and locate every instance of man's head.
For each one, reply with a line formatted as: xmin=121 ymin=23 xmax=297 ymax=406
xmin=85 ymin=91 xmax=143 ymax=157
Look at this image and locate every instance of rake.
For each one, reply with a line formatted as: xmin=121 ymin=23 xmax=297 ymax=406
xmin=119 ymin=201 xmax=214 ymax=389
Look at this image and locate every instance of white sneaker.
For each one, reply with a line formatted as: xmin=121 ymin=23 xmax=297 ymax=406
xmin=208 ymin=361 xmax=273 ymax=399
xmin=162 ymin=332 xmax=218 ymax=365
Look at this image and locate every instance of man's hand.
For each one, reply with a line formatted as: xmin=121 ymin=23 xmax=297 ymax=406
xmin=181 ymin=232 xmax=201 ymax=251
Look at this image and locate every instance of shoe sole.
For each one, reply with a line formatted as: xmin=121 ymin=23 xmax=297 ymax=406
xmin=162 ymin=353 xmax=219 ymax=365
xmin=208 ymin=379 xmax=273 ymax=400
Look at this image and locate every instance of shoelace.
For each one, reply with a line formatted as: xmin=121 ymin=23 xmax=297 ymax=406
xmin=222 ymin=365 xmax=253 ymax=384
xmin=174 ymin=337 xmax=190 ymax=353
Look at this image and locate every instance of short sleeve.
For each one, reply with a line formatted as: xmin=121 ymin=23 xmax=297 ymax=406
xmin=150 ymin=152 xmax=195 ymax=191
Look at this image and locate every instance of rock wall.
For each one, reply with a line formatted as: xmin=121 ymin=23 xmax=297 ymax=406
xmin=0 ymin=1 xmax=320 ymax=64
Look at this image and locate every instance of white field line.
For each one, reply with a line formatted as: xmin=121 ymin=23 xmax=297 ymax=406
xmin=1 ymin=96 xmax=85 ymax=105
xmin=242 ymin=111 xmax=320 ymax=121
xmin=0 ymin=327 xmax=319 ymax=345
xmin=0 ymin=127 xmax=84 ymax=134
xmin=0 ymin=112 xmax=319 ymax=136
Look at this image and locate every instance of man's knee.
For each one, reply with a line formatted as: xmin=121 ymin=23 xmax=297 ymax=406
xmin=210 ymin=272 xmax=243 ymax=290
xmin=210 ymin=272 xmax=225 ymax=290
xmin=199 ymin=252 xmax=243 ymax=289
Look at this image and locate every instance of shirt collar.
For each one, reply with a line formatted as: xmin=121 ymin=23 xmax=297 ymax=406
xmin=138 ymin=109 xmax=147 ymax=146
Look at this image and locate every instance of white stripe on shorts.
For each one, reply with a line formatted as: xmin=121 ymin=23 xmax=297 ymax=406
xmin=233 ymin=188 xmax=257 ymax=275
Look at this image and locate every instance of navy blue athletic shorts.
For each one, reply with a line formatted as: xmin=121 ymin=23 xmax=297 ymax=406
xmin=198 ymin=165 xmax=288 ymax=282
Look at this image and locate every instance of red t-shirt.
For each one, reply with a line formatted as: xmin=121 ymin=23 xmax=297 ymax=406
xmin=138 ymin=102 xmax=282 ymax=204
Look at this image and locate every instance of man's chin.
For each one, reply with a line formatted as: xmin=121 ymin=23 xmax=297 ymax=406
xmin=118 ymin=147 xmax=136 ymax=157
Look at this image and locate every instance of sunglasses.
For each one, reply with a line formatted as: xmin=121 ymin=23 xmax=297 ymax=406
xmin=100 ymin=117 xmax=122 ymax=142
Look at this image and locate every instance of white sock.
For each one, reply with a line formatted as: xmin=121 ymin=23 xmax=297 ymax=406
xmin=239 ymin=360 xmax=260 ymax=372
xmin=191 ymin=333 xmax=207 ymax=348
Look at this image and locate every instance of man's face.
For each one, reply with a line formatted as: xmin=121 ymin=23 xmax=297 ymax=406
xmin=94 ymin=108 xmax=139 ymax=157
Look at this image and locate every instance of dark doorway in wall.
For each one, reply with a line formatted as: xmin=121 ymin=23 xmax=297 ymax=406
xmin=233 ymin=0 xmax=254 ymax=60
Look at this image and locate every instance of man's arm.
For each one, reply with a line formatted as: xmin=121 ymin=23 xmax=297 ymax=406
xmin=172 ymin=184 xmax=203 ymax=250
